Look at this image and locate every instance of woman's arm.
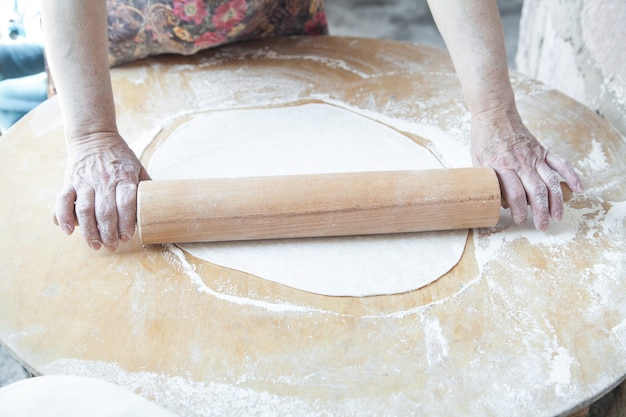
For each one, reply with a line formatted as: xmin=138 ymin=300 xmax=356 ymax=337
xmin=40 ymin=0 xmax=115 ymax=139
xmin=40 ymin=0 xmax=148 ymax=251
xmin=427 ymin=0 xmax=583 ymax=230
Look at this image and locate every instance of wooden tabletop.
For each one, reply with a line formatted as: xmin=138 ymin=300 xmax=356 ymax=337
xmin=1 ymin=36 xmax=625 ymax=417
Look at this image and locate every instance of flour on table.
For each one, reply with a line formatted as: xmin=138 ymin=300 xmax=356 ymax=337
xmin=148 ymin=103 xmax=467 ymax=296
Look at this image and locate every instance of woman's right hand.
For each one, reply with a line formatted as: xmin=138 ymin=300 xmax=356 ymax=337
xmin=54 ymin=132 xmax=150 ymax=251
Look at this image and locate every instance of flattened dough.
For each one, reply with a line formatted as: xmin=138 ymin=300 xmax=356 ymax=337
xmin=0 ymin=376 xmax=177 ymax=417
xmin=148 ymin=103 xmax=467 ymax=296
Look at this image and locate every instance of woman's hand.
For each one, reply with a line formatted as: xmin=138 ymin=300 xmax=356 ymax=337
xmin=426 ymin=0 xmax=583 ymax=230
xmin=54 ymin=132 xmax=150 ymax=251
xmin=471 ymin=110 xmax=583 ymax=230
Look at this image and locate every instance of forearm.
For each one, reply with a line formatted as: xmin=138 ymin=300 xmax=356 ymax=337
xmin=428 ymin=0 xmax=583 ymax=230
xmin=427 ymin=0 xmax=516 ymax=117
xmin=39 ymin=0 xmax=117 ymax=142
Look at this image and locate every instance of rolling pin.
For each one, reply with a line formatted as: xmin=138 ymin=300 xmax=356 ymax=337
xmin=137 ymin=167 xmax=501 ymax=244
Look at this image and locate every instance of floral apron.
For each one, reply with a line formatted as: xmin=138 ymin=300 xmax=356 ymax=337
xmin=106 ymin=0 xmax=328 ymax=66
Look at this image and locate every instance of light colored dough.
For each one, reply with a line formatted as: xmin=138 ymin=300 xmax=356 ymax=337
xmin=0 ymin=376 xmax=177 ymax=417
xmin=148 ymin=103 xmax=467 ymax=296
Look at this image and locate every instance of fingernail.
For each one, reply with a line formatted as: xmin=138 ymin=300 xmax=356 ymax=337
xmin=61 ymin=224 xmax=73 ymax=235
xmin=554 ymin=210 xmax=563 ymax=221
xmin=120 ymin=233 xmax=131 ymax=242
xmin=104 ymin=244 xmax=118 ymax=252
xmin=90 ymin=240 xmax=102 ymax=250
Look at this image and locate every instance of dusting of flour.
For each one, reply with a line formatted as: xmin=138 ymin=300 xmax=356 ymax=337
xmin=148 ymin=103 xmax=469 ymax=297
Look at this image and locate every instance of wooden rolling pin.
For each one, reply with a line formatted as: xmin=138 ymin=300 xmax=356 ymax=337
xmin=137 ymin=168 xmax=501 ymax=244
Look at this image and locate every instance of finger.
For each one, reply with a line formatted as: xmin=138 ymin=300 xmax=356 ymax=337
xmin=520 ymin=171 xmax=550 ymax=231
xmin=75 ymin=187 xmax=101 ymax=250
xmin=54 ymin=184 xmax=78 ymax=235
xmin=546 ymin=152 xmax=584 ymax=193
xmin=116 ymin=181 xmax=138 ymax=242
xmin=537 ymin=162 xmax=564 ymax=221
xmin=94 ymin=186 xmax=120 ymax=251
xmin=496 ymin=169 xmax=528 ymax=225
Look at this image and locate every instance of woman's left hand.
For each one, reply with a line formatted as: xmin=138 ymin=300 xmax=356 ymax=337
xmin=470 ymin=110 xmax=584 ymax=230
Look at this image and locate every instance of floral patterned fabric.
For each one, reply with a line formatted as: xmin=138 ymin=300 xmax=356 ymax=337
xmin=106 ymin=0 xmax=328 ymax=66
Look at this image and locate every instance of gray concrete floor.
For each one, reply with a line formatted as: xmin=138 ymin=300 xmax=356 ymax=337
xmin=0 ymin=348 xmax=28 ymax=387
xmin=325 ymin=0 xmax=523 ymax=68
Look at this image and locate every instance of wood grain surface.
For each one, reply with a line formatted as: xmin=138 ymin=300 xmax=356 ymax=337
xmin=1 ymin=37 xmax=625 ymax=417
xmin=137 ymin=168 xmax=500 ymax=243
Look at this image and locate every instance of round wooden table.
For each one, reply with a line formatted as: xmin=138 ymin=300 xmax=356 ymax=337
xmin=1 ymin=37 xmax=625 ymax=417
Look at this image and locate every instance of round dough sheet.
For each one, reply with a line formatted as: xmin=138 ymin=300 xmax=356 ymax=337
xmin=148 ymin=103 xmax=467 ymax=296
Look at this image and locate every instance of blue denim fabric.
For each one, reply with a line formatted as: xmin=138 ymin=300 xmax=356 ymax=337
xmin=0 ymin=41 xmax=47 ymax=133
xmin=0 ymin=71 xmax=47 ymax=132
xmin=0 ymin=40 xmax=44 ymax=80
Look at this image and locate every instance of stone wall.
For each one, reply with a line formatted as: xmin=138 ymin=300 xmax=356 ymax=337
xmin=516 ymin=0 xmax=626 ymax=137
